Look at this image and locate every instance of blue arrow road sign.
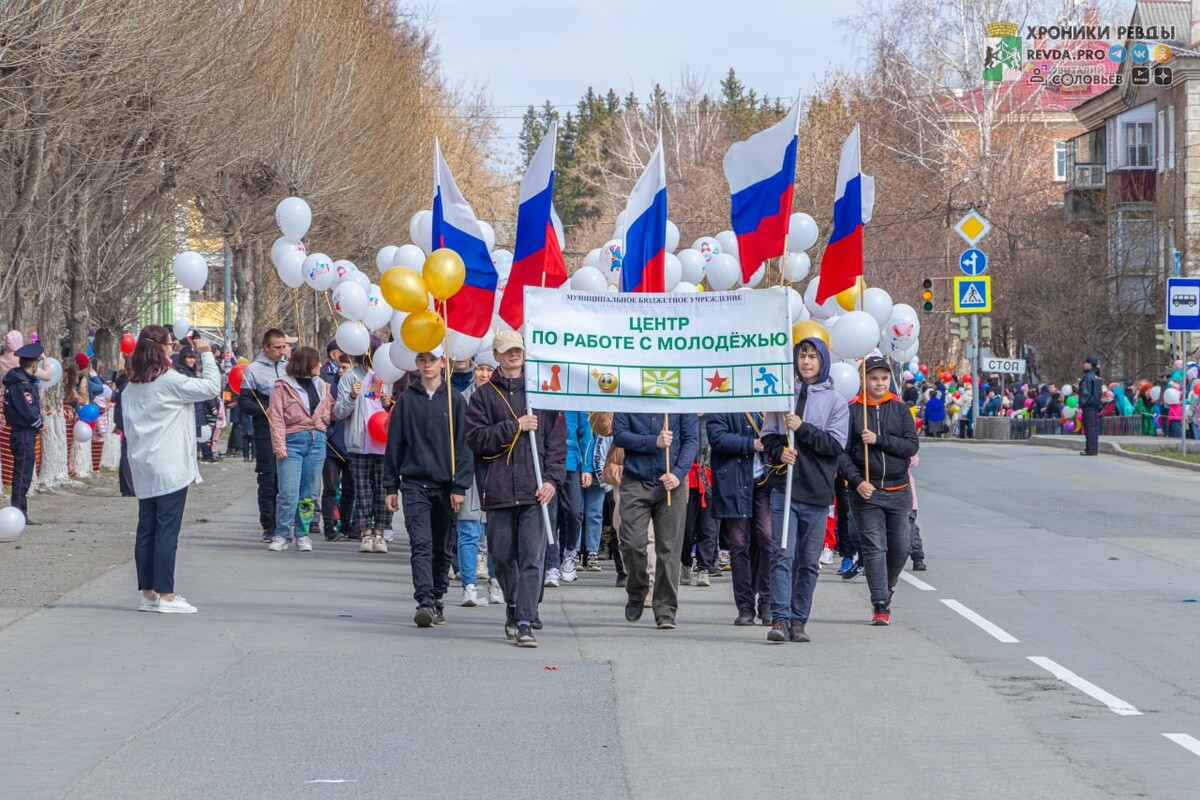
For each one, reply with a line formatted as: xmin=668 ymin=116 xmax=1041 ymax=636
xmin=959 ymin=248 xmax=988 ymax=276
xmin=1166 ymin=277 xmax=1200 ymax=331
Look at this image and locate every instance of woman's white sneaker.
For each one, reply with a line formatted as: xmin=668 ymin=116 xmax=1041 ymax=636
xmin=296 ymin=536 xmax=313 ymax=552
xmin=156 ymin=596 xmax=198 ymax=614
xmin=461 ymin=585 xmax=479 ymax=607
xmin=138 ymin=596 xmax=160 ymax=612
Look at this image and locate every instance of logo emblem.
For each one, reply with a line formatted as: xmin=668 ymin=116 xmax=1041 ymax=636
xmin=706 ymin=370 xmax=731 ymax=393
xmin=983 ymin=21 xmax=1022 ymax=83
xmin=641 ymin=369 xmax=681 ymax=398
xmin=591 ymin=368 xmax=619 ymax=394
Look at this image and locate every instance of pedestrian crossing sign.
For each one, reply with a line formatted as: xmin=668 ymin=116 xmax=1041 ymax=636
xmin=953 ymin=276 xmax=991 ymax=313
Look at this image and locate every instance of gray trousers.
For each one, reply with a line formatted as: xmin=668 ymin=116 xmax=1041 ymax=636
xmin=488 ymin=504 xmax=546 ymax=624
xmin=618 ymin=478 xmax=687 ymax=621
xmin=850 ymin=485 xmax=912 ymax=607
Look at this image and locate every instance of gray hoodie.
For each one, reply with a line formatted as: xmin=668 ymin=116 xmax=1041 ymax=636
xmin=332 ymin=364 xmax=377 ymax=455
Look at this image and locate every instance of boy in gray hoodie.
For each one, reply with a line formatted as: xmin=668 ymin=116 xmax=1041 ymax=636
xmin=760 ymin=337 xmax=849 ymax=643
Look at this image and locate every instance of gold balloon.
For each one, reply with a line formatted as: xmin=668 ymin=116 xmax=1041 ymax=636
xmin=835 ymin=276 xmax=865 ymax=312
xmin=423 ymin=248 xmax=467 ymax=300
xmin=401 ymin=309 xmax=446 ymax=353
xmin=791 ymin=320 xmax=830 ymax=347
xmin=381 ymin=267 xmax=429 ymax=313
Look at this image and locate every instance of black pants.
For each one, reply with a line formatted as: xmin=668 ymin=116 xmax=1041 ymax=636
xmin=835 ymin=478 xmax=860 ymax=558
xmin=253 ymin=430 xmax=277 ymax=531
xmin=135 ymin=486 xmax=188 ymax=594
xmin=9 ymin=427 xmax=36 ymax=516
xmin=118 ymin=435 xmax=135 ymax=497
xmin=320 ymin=450 xmax=354 ymax=534
xmin=401 ymin=482 xmax=455 ymax=607
xmin=724 ymin=483 xmax=772 ymax=613
xmin=1082 ymin=406 xmax=1100 ymax=455
xmin=490 ymin=504 xmax=547 ymax=624
xmin=681 ymin=487 xmax=719 ymax=572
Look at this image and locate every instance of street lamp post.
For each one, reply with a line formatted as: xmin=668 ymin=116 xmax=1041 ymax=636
xmin=944 ymin=177 xmax=971 ymax=364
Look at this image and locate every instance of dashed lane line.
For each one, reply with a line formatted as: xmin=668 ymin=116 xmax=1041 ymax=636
xmin=941 ymin=599 xmax=1020 ymax=643
xmin=1164 ymin=733 xmax=1200 ymax=758
xmin=900 ymin=572 xmax=936 ymax=591
xmin=1028 ymin=656 xmax=1141 ymax=716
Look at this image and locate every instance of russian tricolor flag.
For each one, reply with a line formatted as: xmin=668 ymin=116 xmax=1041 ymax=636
xmin=620 ymin=137 xmax=667 ymax=293
xmin=499 ymin=123 xmax=567 ymax=330
xmin=816 ymin=124 xmax=865 ymax=303
xmin=433 ymin=139 xmax=498 ymax=337
xmin=723 ymin=104 xmax=799 ymax=283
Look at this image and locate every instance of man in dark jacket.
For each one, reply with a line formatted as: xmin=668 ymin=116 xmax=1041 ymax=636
xmin=612 ymin=410 xmax=699 ymax=630
xmin=321 ymin=352 xmax=353 ymax=540
xmin=238 ymin=329 xmax=289 ymax=541
xmin=3 ymin=342 xmax=44 ymax=524
xmin=1079 ymin=355 xmax=1103 ymax=456
xmin=465 ymin=330 xmax=565 ymax=648
xmin=839 ymin=355 xmax=920 ymax=626
xmin=761 ymin=337 xmax=848 ymax=643
xmin=384 ymin=347 xmax=473 ymax=628
xmin=706 ymin=412 xmax=772 ymax=625
xmin=175 ymin=347 xmax=218 ymax=462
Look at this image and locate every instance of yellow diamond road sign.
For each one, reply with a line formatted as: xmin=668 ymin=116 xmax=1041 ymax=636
xmin=955 ymin=209 xmax=992 ymax=246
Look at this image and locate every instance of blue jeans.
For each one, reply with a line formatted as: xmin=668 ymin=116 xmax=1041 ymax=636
xmin=581 ymin=483 xmax=606 ymax=553
xmin=458 ymin=520 xmax=483 ymax=586
xmin=273 ymin=430 xmax=327 ymax=540
xmin=768 ymin=489 xmax=828 ymax=623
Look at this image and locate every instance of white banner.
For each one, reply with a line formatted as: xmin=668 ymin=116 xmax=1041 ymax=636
xmin=523 ymin=287 xmax=794 ymax=412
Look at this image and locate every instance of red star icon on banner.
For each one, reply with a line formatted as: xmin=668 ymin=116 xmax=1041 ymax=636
xmin=706 ymin=370 xmax=730 ymax=393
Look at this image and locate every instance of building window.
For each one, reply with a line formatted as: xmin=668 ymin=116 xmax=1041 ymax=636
xmin=1120 ymin=121 xmax=1153 ymax=168
xmin=1108 ymin=206 xmax=1157 ymax=315
xmin=1157 ymin=111 xmax=1165 ymax=172
xmin=1168 ymin=105 xmax=1176 ymax=170
xmin=1054 ymin=141 xmax=1068 ymax=181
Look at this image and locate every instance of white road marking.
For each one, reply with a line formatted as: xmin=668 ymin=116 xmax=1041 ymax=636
xmin=900 ymin=572 xmax=936 ymax=591
xmin=1027 ymin=656 xmax=1141 ymax=716
xmin=1164 ymin=733 xmax=1200 ymax=758
xmin=940 ymin=599 xmax=1019 ymax=643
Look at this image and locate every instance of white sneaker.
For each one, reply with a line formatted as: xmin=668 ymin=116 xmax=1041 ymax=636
xmin=461 ymin=585 xmax=478 ymax=607
xmin=359 ymin=536 xmax=374 ymax=553
xmin=383 ymin=528 xmax=395 ymax=542
xmin=268 ymin=535 xmax=288 ymax=551
xmin=544 ymin=568 xmax=560 ymax=588
xmin=475 ymin=553 xmax=490 ymax=580
xmin=476 ymin=585 xmax=489 ymax=605
xmin=819 ymin=546 xmax=834 ymax=566
xmin=560 ymin=554 xmax=578 ymax=583
xmin=372 ymin=535 xmax=388 ymax=554
xmin=156 ymin=596 xmax=197 ymax=614
xmin=138 ymin=596 xmax=159 ymax=612
xmin=297 ymin=536 xmax=313 ymax=552
xmin=488 ymin=578 xmax=504 ymax=605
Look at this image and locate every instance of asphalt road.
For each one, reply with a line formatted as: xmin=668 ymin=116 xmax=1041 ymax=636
xmin=2 ymin=442 xmax=1198 ymax=799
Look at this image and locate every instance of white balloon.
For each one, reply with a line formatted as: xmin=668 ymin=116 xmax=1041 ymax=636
xmin=372 ymin=343 xmax=406 ymax=383
xmin=886 ymin=305 xmax=921 ymax=346
xmin=671 ymin=282 xmax=700 ymax=294
xmin=677 ymin=249 xmax=705 ymax=284
xmin=829 ymin=311 xmax=881 ymax=359
xmin=570 ymin=266 xmax=609 ymax=293
xmin=663 ymin=252 xmax=682 ymax=291
xmin=332 ymin=282 xmax=368 ymax=321
xmin=614 ymin=210 xmax=628 ymax=231
xmin=276 ymin=197 xmax=312 ymax=240
xmin=273 ymin=240 xmax=306 ymax=288
xmin=391 ymin=244 xmax=426 ymax=272
xmin=1063 ymin=384 xmax=1074 ymax=396
xmin=335 ymin=320 xmax=370 ymax=356
xmin=691 ymin=236 xmax=722 ymax=263
xmin=1062 ymin=405 xmax=1078 ymax=418
xmin=172 ymin=251 xmax=208 ymax=291
xmin=361 ymin=284 xmax=393 ymax=330
xmin=743 ymin=265 xmax=765 ymax=288
xmin=598 ymin=239 xmax=623 ymax=283
xmin=861 ymin=287 xmax=894 ymax=328
xmin=786 ymin=213 xmax=819 ymax=252
xmin=73 ymin=420 xmax=94 ymax=443
xmin=199 ymin=424 xmax=212 ymax=441
xmin=173 ymin=319 xmax=190 ymax=341
xmin=303 ymin=253 xmax=335 ymax=291
xmin=332 ymin=258 xmax=357 ymax=281
xmin=491 ymin=249 xmax=514 ymax=279
xmin=410 ymin=210 xmax=433 ymax=253
xmin=446 ymin=330 xmax=482 ymax=360
xmin=665 ymin=220 xmax=680 ymax=253
xmin=803 ymin=280 xmax=840 ymax=319
xmin=42 ymin=357 xmax=62 ymax=389
xmin=271 ymin=236 xmax=305 ymax=265
xmin=388 ymin=335 xmax=418 ymax=371
xmin=715 ymin=230 xmax=739 ymax=256
xmin=829 ymin=361 xmax=862 ymax=401
xmin=779 ymin=286 xmax=805 ymax=323
xmin=340 ymin=270 xmax=371 ymax=291
xmin=783 ymin=252 xmax=811 ymax=282
xmin=0 ymin=505 xmax=25 ymax=542
xmin=477 ymin=220 xmax=497 ymax=252
xmin=706 ymin=253 xmax=740 ymax=291
xmin=375 ymin=246 xmax=399 ymax=273
xmin=1165 ymin=387 xmax=1182 ymax=405
xmin=583 ymin=248 xmax=601 ymax=268
xmin=475 ymin=327 xmax=496 ymax=357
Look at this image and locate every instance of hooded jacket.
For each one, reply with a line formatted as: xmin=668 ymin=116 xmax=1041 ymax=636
xmin=238 ymin=350 xmax=288 ymax=425
xmin=761 ymin=338 xmax=849 ymax=506
xmin=839 ymin=387 xmax=920 ymax=492
xmin=465 ymin=370 xmax=565 ymax=510
xmin=706 ymin=412 xmax=765 ymax=519
xmin=382 ymin=377 xmax=473 ymax=495
xmin=1079 ymin=358 xmax=1102 ymax=410
xmin=332 ymin=363 xmax=388 ymax=455
xmin=3 ymin=366 xmax=43 ymax=430
xmin=267 ymin=375 xmax=332 ymax=456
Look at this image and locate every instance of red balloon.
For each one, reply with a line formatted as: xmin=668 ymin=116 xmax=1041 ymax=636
xmin=367 ymin=410 xmax=390 ymax=443
xmin=228 ymin=364 xmax=247 ymax=394
xmin=120 ymin=333 xmax=136 ymax=355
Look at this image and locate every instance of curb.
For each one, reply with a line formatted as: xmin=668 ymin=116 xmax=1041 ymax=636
xmin=1026 ymin=435 xmax=1200 ymax=474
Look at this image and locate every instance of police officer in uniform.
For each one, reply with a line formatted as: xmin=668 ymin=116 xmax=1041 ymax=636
xmin=3 ymin=341 xmax=44 ymax=524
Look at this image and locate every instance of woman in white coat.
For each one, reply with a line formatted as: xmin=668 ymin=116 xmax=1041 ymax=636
xmin=122 ymin=325 xmax=221 ymax=613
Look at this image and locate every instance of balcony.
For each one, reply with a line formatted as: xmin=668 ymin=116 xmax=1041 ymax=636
xmin=1071 ymin=164 xmax=1105 ymax=189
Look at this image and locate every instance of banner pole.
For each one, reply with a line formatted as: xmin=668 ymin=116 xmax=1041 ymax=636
xmin=527 ymin=404 xmax=555 ymax=545
xmin=663 ymin=413 xmax=672 ymax=507
xmin=780 ymin=428 xmax=795 ymax=551
xmin=861 ymin=359 xmax=870 ymax=484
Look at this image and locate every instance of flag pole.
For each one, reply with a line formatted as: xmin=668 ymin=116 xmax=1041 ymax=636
xmin=663 ymin=413 xmax=672 ymax=507
xmin=861 ymin=359 xmax=870 ymax=484
xmin=442 ymin=301 xmax=455 ymax=477
xmin=527 ymin=404 xmax=555 ymax=545
xmin=780 ymin=428 xmax=795 ymax=551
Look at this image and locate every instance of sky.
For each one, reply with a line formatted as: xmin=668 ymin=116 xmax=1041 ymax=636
xmin=427 ymin=0 xmax=880 ymax=162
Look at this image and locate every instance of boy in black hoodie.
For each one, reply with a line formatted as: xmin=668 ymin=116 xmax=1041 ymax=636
xmin=383 ymin=347 xmax=474 ymax=628
xmin=839 ymin=355 xmax=920 ymax=626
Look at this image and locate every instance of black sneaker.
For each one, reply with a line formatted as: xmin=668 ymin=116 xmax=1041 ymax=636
xmin=757 ymin=602 xmax=771 ymax=625
xmin=261 ymin=529 xmax=272 ymax=543
xmin=912 ymin=560 xmax=927 ymax=572
xmin=655 ymin=615 xmax=676 ymax=630
xmin=516 ymin=624 xmax=538 ymax=647
xmin=531 ymin=616 xmax=543 ymax=631
xmin=432 ymin=603 xmax=446 ymax=625
xmin=504 ymin=606 xmax=518 ymax=640
xmin=790 ymin=621 xmax=810 ymax=643
xmin=842 ymin=562 xmax=864 ymax=582
xmin=767 ymin=619 xmax=789 ymax=643
xmin=414 ymin=606 xmax=435 ymax=628
xmin=615 ymin=574 xmax=627 ymax=588
xmin=625 ymin=600 xmax=643 ymax=623
xmin=734 ymin=609 xmax=756 ymax=626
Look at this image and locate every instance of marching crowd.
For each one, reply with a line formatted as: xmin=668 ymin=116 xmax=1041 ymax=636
xmin=5 ymin=326 xmax=928 ymax=647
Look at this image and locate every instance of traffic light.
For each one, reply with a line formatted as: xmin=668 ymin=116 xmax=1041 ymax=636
xmin=980 ymin=315 xmax=993 ymax=340
xmin=1155 ymin=323 xmax=1172 ymax=354
xmin=921 ymin=278 xmax=934 ymax=313
xmin=950 ymin=316 xmax=968 ymax=340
